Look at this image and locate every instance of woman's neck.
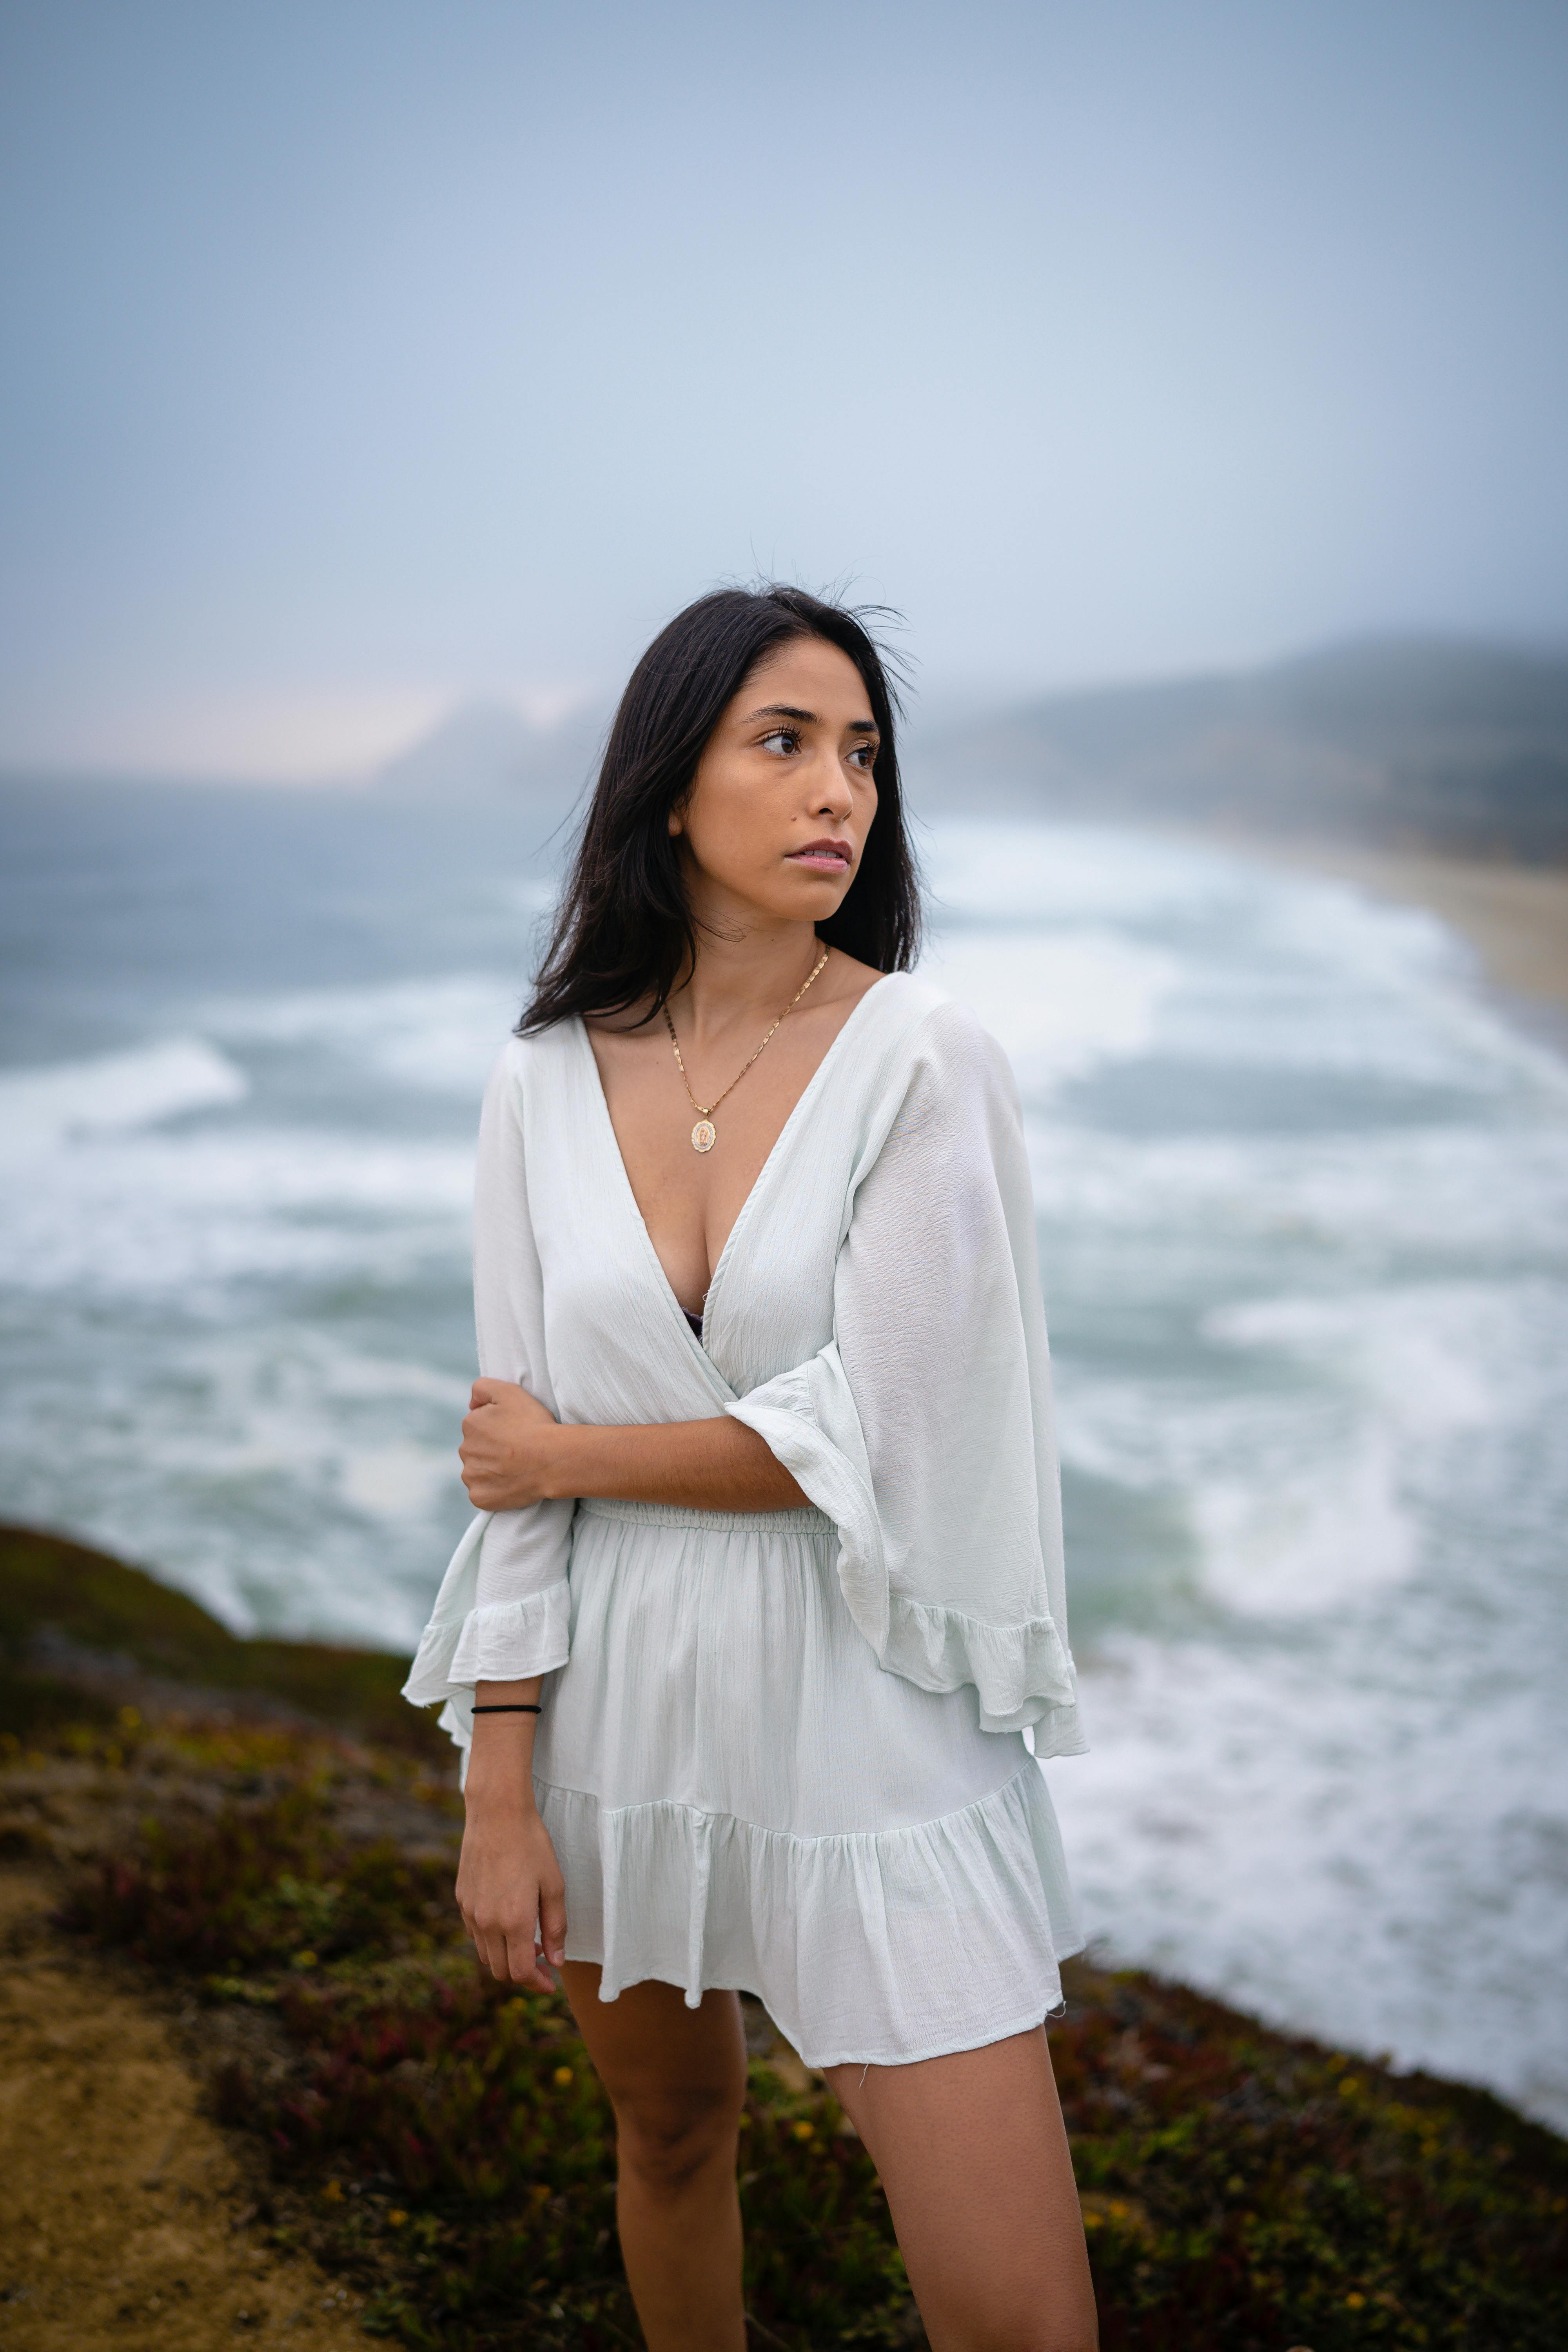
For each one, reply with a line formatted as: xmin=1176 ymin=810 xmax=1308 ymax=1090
xmin=670 ymin=905 xmax=825 ymax=1043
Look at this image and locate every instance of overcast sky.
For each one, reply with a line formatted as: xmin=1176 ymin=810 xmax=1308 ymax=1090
xmin=2 ymin=0 xmax=1565 ymax=778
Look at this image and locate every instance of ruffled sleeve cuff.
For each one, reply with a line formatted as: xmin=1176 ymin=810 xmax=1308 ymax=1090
xmin=403 ymin=1580 xmax=570 ymax=1708
xmin=727 ymin=1357 xmax=1086 ymax=1747
xmin=885 ymin=1594 xmax=1087 ymax=1747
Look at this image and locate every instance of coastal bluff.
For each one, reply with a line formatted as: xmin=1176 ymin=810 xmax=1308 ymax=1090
xmin=2 ymin=1524 xmax=1564 ymax=2351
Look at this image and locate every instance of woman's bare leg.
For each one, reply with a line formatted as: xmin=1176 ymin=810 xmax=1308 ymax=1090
xmin=557 ymin=1962 xmax=748 ymax=2352
xmin=824 ymin=2024 xmax=1097 ymax=2352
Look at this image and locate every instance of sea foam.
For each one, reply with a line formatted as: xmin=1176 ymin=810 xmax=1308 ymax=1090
xmin=0 ymin=1036 xmax=248 ymax=1155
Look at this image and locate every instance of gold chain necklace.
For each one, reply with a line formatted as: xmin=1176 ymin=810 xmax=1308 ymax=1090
xmin=662 ymin=945 xmax=829 ymax=1152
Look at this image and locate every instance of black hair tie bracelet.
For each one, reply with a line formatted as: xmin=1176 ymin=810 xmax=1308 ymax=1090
xmin=471 ymin=1703 xmax=543 ymax=1714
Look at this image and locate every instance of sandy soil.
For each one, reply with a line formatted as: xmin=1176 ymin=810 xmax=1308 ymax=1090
xmin=1223 ymin=833 xmax=1568 ymax=1029
xmin=0 ymin=1868 xmax=356 ymax=2352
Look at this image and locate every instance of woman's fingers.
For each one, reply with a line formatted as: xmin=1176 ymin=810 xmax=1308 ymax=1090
xmin=474 ymin=1919 xmax=519 ymax=1982
xmin=508 ymin=1933 xmax=554 ymax=1993
xmin=466 ymin=1379 xmax=555 ymax=1434
xmin=458 ymin=1416 xmax=492 ymax=1467
xmin=459 ymin=1388 xmax=536 ymax=1509
xmin=464 ymin=1902 xmax=563 ymax=1986
xmin=539 ymin=1877 xmax=568 ymax=1972
xmin=456 ymin=1817 xmax=566 ymax=1989
xmin=458 ymin=1420 xmax=510 ymax=1508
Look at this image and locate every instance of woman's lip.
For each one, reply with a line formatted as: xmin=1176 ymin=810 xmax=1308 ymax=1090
xmin=787 ymin=848 xmax=851 ymax=870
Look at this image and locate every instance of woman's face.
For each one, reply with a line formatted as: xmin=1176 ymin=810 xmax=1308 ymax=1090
xmin=670 ymin=636 xmax=879 ymax=926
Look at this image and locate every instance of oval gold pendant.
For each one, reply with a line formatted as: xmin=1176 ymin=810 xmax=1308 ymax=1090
xmin=691 ymin=1119 xmax=716 ymax=1153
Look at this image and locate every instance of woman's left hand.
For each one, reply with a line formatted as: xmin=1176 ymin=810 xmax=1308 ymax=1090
xmin=459 ymin=1377 xmax=562 ymax=1509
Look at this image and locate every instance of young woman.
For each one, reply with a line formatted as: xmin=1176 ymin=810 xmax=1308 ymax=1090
xmin=404 ymin=585 xmax=1097 ymax=2352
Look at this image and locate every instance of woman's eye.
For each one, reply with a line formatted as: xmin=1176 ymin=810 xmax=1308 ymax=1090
xmin=759 ymin=728 xmax=800 ymax=756
xmin=849 ymin=742 xmax=876 ymax=769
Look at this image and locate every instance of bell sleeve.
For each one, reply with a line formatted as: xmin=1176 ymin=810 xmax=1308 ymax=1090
xmin=724 ymin=998 xmax=1085 ymax=1753
xmin=401 ymin=1042 xmax=576 ymax=1734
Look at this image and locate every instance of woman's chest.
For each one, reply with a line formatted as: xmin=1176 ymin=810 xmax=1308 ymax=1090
xmin=581 ymin=1005 xmax=860 ymax=1312
xmin=520 ymin=1031 xmax=864 ymax=1399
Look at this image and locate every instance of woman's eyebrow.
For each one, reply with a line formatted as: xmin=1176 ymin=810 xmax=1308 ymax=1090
xmin=747 ymin=702 xmax=878 ymax=734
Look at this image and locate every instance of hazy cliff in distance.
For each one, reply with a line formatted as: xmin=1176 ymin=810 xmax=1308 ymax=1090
xmin=372 ymin=696 xmax=608 ymax=816
xmin=907 ymin=637 xmax=1568 ymax=863
xmin=18 ymin=634 xmax=1559 ymax=870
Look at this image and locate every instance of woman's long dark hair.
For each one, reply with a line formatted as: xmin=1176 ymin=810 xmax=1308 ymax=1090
xmin=518 ymin=584 xmax=922 ymax=1032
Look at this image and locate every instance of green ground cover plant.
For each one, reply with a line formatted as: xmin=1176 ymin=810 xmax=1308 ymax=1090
xmin=0 ymin=1522 xmax=443 ymax=1755
xmin=3 ymin=1524 xmax=1565 ymax=2348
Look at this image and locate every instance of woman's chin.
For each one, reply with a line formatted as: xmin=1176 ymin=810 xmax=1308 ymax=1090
xmin=768 ymin=869 xmax=855 ymax=920
xmin=689 ymin=855 xmax=854 ymax=930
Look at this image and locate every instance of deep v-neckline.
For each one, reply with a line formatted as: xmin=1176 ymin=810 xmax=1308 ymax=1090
xmin=575 ymin=974 xmax=894 ymax=1349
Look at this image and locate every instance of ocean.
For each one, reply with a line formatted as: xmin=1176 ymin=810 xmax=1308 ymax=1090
xmin=2 ymin=778 xmax=1565 ymax=2131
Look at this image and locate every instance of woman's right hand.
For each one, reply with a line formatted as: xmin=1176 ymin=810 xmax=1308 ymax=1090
xmin=459 ymin=1377 xmax=563 ymax=1510
xmin=456 ymin=1786 xmax=567 ymax=1992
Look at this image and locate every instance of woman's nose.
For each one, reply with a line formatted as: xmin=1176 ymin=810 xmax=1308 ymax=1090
xmin=809 ymin=755 xmax=853 ymax=820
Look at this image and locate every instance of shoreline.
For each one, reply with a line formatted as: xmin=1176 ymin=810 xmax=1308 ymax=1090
xmin=1201 ymin=828 xmax=1568 ymax=1051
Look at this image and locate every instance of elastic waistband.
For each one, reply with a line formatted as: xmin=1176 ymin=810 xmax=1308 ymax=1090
xmin=576 ymin=1497 xmax=834 ymax=1535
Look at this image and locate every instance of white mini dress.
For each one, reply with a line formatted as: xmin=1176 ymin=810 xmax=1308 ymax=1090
xmin=404 ymin=969 xmax=1086 ymax=2069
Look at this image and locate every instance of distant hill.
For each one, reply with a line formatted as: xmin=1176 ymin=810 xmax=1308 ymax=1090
xmin=0 ymin=697 xmax=612 ymax=807
xmin=372 ymin=697 xmax=608 ymax=807
xmin=909 ymin=637 xmax=1568 ymax=862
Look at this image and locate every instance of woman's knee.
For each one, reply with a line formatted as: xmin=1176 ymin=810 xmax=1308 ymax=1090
xmin=612 ymin=2082 xmax=743 ymax=2199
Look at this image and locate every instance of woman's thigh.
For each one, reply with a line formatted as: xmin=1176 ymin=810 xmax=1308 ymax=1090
xmin=824 ymin=2026 xmax=1097 ymax=2352
xmin=557 ymin=1963 xmax=747 ymax=2156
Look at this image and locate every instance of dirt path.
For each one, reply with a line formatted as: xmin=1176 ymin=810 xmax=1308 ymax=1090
xmin=0 ymin=1868 xmax=358 ymax=2352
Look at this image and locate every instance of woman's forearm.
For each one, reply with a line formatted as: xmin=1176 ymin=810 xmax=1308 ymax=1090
xmin=466 ymin=1677 xmax=544 ymax=1812
xmin=546 ymin=1413 xmax=807 ymax=1512
xmin=459 ymin=1377 xmax=809 ymax=1514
